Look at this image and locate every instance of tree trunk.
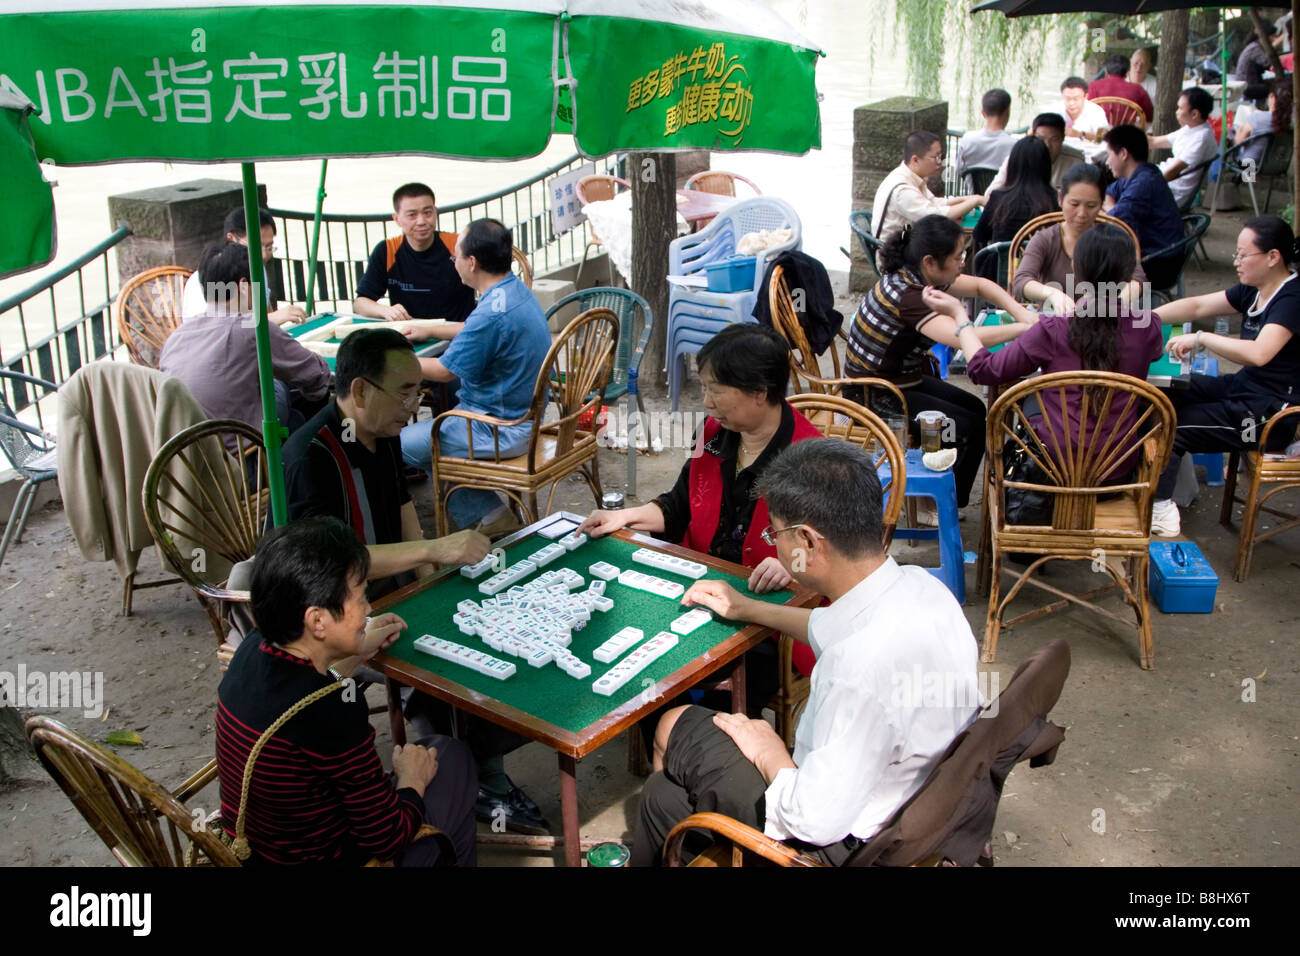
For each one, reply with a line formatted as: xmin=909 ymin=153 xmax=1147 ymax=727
xmin=1248 ymin=8 xmax=1287 ymax=79
xmin=0 ymin=705 xmax=36 ymax=785
xmin=631 ymin=152 xmax=677 ymax=396
xmin=1155 ymin=9 xmax=1189 ymax=140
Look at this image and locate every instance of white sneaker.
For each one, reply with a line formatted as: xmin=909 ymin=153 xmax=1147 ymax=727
xmin=1150 ymin=499 xmax=1181 ymax=537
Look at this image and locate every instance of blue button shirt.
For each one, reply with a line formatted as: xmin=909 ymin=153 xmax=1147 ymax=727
xmin=439 ymin=273 xmax=551 ymax=419
xmin=1106 ymin=163 xmax=1184 ymax=259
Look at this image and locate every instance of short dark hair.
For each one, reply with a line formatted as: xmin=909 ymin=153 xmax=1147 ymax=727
xmin=335 ymin=327 xmax=415 ymax=396
xmin=392 ymin=182 xmax=436 ymax=211
xmin=251 ymin=517 xmax=371 ymax=647
xmin=1060 ymin=160 xmax=1106 ymax=199
xmin=1181 ymin=86 xmax=1214 ymax=122
xmin=460 ymin=218 xmax=513 ymax=274
xmin=903 ymin=129 xmax=941 ymax=163
xmin=1104 ymin=54 xmax=1128 ymax=76
xmin=697 ymin=323 xmax=790 ymax=406
xmin=1244 ymin=214 xmax=1300 ymax=267
xmin=1103 ymin=124 xmax=1148 ymax=163
xmin=1060 ymin=76 xmax=1089 ymax=93
xmin=755 ymin=439 xmax=883 ymax=560
xmin=222 ymin=206 xmax=275 ymax=238
xmin=196 ymin=241 xmax=251 ymax=311
xmin=1031 ymin=112 xmax=1067 ymax=134
xmin=982 ymin=88 xmax=1011 ymax=117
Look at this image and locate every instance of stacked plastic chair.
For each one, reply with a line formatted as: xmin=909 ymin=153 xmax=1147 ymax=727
xmin=666 ymin=197 xmax=801 ymax=409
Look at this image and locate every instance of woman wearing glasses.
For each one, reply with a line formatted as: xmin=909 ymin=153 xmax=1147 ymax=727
xmin=1146 ymin=216 xmax=1300 ymax=537
xmin=579 ymin=323 xmax=823 ymax=706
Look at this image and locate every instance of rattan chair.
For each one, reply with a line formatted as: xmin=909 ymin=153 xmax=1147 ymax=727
xmin=1220 ymin=406 xmax=1300 ymax=581
xmin=575 ymin=174 xmax=632 ymax=288
xmin=663 ymin=639 xmax=1070 ymax=867
xmin=116 ymin=265 xmax=191 ymax=368
xmin=1007 ymin=212 xmax=1142 ymax=293
xmin=511 ymin=247 xmax=533 ymax=288
xmin=684 ymin=170 xmax=762 ymax=197
xmin=26 ymin=715 xmax=239 ymax=867
xmin=1090 ymin=96 xmax=1147 ymax=130
xmin=772 ymin=394 xmax=907 ymax=746
xmin=980 ymin=371 xmax=1175 ymax=670
xmin=768 ymin=265 xmax=908 ymax=418
xmin=429 ymin=308 xmax=618 ymax=536
xmin=142 ymin=420 xmax=268 ymax=649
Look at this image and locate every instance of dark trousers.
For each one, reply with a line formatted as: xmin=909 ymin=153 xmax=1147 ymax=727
xmin=1157 ymin=374 xmax=1280 ymax=499
xmin=631 ymin=706 xmax=858 ymax=867
xmin=845 ymin=374 xmax=987 ymax=507
xmin=398 ymin=734 xmax=479 ymax=867
xmin=407 ymin=694 xmax=530 ymax=796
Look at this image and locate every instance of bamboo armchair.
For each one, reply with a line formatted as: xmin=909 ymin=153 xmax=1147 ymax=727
xmin=773 ymin=394 xmax=907 ymax=746
xmin=142 ymin=420 xmax=268 ymax=655
xmin=511 ymin=247 xmax=533 ymax=289
xmin=979 ymin=372 xmax=1174 ymax=669
xmin=429 ymin=308 xmax=618 ymax=536
xmin=684 ymin=170 xmax=762 ymax=197
xmin=1090 ymin=96 xmax=1147 ymax=130
xmin=116 ymin=265 xmax=191 ymax=368
xmin=768 ymin=265 xmax=908 ymax=417
xmin=1007 ymin=213 xmax=1141 ymax=291
xmin=26 ymin=716 xmax=239 ymax=867
xmin=1220 ymin=406 xmax=1300 ymax=581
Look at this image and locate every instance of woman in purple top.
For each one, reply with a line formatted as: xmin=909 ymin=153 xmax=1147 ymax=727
xmin=932 ymin=224 xmax=1164 ymax=479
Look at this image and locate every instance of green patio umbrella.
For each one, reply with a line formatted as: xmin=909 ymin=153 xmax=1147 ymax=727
xmin=0 ymin=0 xmax=823 ymax=524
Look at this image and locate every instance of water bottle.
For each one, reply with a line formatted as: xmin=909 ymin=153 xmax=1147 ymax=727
xmin=1215 ymin=317 xmax=1230 ymax=337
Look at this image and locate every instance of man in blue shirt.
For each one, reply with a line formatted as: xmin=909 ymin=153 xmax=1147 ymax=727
xmin=400 ymin=218 xmax=551 ymax=532
xmin=1102 ymin=124 xmax=1186 ymax=291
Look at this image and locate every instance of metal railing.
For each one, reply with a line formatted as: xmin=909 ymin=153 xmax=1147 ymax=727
xmin=0 ymin=224 xmax=131 ymax=434
xmin=268 ymin=152 xmax=625 ymax=312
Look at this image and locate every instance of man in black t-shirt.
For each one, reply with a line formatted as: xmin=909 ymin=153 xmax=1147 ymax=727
xmin=352 ymin=182 xmax=476 ymax=334
xmin=282 ymin=328 xmax=551 ymax=835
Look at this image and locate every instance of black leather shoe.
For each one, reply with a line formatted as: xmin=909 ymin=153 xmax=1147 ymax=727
xmin=474 ymin=785 xmax=551 ymax=836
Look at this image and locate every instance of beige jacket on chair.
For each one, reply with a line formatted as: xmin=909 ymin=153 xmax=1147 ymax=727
xmin=57 ymin=362 xmax=207 ymax=580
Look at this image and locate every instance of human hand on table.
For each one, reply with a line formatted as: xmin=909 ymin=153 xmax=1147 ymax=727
xmin=427 ymin=529 xmax=491 ymax=567
xmin=681 ymin=579 xmax=756 ymax=621
xmin=393 ymin=742 xmax=438 ymax=795
xmin=378 ymin=303 xmax=413 ymax=322
xmin=361 ymin=612 xmax=406 ymax=658
xmin=578 ymin=509 xmax=629 ymax=538
xmin=747 ymin=556 xmax=793 ymax=594
xmin=270 ymin=305 xmax=307 ymax=326
xmin=712 ymin=712 xmax=795 ymax=782
xmin=1043 ymin=289 xmax=1076 ymax=316
xmin=1166 ymin=333 xmax=1197 ymax=361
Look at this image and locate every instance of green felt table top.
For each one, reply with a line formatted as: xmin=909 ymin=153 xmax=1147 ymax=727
xmin=375 ymin=531 xmax=798 ymax=738
xmin=288 ymin=314 xmax=446 ymax=370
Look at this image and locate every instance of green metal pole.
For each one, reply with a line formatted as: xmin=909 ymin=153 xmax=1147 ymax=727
xmin=242 ymin=162 xmax=289 ymax=527
xmin=304 ymin=159 xmax=328 ymax=315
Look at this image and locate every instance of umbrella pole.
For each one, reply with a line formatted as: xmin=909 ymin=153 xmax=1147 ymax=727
xmin=242 ymin=162 xmax=288 ymax=527
xmin=305 ymin=159 xmax=328 ymax=315
xmin=1219 ymin=8 xmax=1227 ymax=172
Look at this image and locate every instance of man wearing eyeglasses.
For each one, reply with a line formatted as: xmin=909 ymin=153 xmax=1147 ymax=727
xmin=871 ymin=129 xmax=985 ymax=242
xmin=282 ymin=326 xmax=551 ymax=836
xmin=399 ymin=218 xmax=551 ymax=536
xmin=631 ymin=439 xmax=981 ymax=866
xmin=182 ymin=205 xmax=306 ymax=326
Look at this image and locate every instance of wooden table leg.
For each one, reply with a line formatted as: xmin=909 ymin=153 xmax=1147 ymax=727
xmin=558 ymin=752 xmax=582 ymax=867
xmin=729 ymin=653 xmax=748 ymax=714
xmin=386 ymin=678 xmax=407 ymax=746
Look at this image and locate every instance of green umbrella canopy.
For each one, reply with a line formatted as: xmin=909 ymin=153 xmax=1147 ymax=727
xmin=0 ymin=0 xmax=823 ymax=525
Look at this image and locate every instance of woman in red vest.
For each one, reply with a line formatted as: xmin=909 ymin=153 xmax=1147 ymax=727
xmin=580 ymin=323 xmax=822 ymax=710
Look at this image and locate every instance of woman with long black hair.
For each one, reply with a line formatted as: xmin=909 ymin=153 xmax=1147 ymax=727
xmin=845 ymin=214 xmax=1037 ymax=507
xmin=972 ymin=136 xmax=1059 ymax=277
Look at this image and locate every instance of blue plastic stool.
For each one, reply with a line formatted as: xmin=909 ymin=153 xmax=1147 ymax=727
xmin=878 ymin=448 xmax=965 ymax=604
xmin=929 ymin=342 xmax=952 ymax=380
xmin=1193 ymin=453 xmax=1226 ymax=487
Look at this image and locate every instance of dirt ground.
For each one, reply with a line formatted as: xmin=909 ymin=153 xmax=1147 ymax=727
xmin=1 ymin=206 xmax=1296 ymax=867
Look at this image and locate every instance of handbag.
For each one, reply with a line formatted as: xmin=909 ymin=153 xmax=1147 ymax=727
xmin=1000 ymin=426 xmax=1054 ymax=527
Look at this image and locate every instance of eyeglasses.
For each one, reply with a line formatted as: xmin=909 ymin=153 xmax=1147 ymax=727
xmin=1232 ymin=250 xmax=1266 ymax=262
xmin=362 ymin=377 xmax=421 ymax=409
xmin=759 ymin=523 xmax=823 ymax=547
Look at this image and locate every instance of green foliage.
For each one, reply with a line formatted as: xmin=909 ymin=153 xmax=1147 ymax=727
xmin=1281 ymin=204 xmax=1294 ymax=230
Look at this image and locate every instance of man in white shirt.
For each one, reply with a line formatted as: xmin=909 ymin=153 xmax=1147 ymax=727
xmin=1059 ymin=76 xmax=1109 ymax=161
xmin=1149 ymin=87 xmax=1219 ymax=210
xmin=871 ymin=130 xmax=984 ymax=242
xmin=182 ymin=206 xmax=304 ymax=326
xmin=1127 ymin=47 xmax=1158 ymax=102
xmin=957 ymin=89 xmax=1015 ymax=186
xmin=630 ymin=439 xmax=981 ymax=866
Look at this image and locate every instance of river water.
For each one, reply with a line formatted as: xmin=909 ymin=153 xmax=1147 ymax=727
xmin=1 ymin=0 xmax=1077 ymax=318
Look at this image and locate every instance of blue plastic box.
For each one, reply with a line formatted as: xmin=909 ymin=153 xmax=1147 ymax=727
xmin=1149 ymin=542 xmax=1218 ymax=613
xmin=701 ymin=256 xmax=757 ymax=293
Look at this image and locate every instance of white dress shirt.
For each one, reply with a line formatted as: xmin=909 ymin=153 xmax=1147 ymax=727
xmin=1062 ymin=99 xmax=1110 ymax=162
xmin=1161 ymin=122 xmax=1218 ymax=208
xmin=871 ymin=164 xmax=948 ymax=241
xmin=762 ymin=557 xmax=981 ymax=847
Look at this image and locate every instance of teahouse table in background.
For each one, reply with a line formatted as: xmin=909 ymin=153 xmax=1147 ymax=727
xmin=370 ymin=513 xmax=819 ymax=866
xmin=288 ymin=314 xmax=449 ymax=371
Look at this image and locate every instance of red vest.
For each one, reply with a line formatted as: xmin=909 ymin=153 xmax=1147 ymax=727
xmin=682 ymin=404 xmax=823 ymax=675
